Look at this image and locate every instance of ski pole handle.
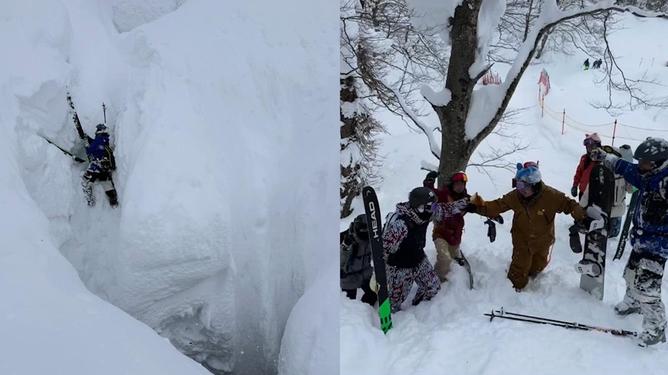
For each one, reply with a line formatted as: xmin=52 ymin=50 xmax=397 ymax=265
xmin=102 ymin=102 xmax=107 ymax=124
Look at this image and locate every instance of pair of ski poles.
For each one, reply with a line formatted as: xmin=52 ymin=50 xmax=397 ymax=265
xmin=485 ymin=307 xmax=637 ymax=338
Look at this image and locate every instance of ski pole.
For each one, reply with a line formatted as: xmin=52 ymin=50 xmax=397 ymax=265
xmin=494 ymin=308 xmax=586 ymax=328
xmin=498 ymin=309 xmax=636 ymax=336
xmin=485 ymin=310 xmax=587 ymax=331
xmin=485 ymin=308 xmax=637 ymax=337
xmin=38 ymin=134 xmax=86 ymax=163
xmin=102 ymin=102 xmax=107 ymax=124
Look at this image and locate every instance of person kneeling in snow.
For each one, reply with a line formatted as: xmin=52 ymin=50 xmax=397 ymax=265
xmin=592 ymin=137 xmax=668 ymax=346
xmin=383 ymin=187 xmax=469 ymax=312
xmin=82 ymin=124 xmax=118 ymax=207
xmin=340 ymin=214 xmax=377 ymax=306
xmin=469 ymin=162 xmax=587 ymax=291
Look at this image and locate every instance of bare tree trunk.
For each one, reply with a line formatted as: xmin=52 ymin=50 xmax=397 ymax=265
xmin=340 ymin=77 xmax=361 ymax=218
xmin=435 ymin=0 xmax=481 ymax=187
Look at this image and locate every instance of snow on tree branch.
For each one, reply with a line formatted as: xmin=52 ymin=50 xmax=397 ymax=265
xmin=468 ymin=0 xmax=668 ymax=143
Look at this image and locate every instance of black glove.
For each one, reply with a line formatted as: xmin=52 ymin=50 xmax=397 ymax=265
xmin=464 ymin=203 xmax=477 ymax=213
xmin=491 ymin=215 xmax=504 ymax=224
xmin=485 ymin=219 xmax=496 ymax=243
xmin=568 ymin=224 xmax=583 ymax=253
xmin=571 ymin=186 xmax=578 ymax=197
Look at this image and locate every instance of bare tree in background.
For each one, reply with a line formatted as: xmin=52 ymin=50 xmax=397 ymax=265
xmin=340 ymin=75 xmax=382 ymax=218
xmin=340 ymin=0 xmax=447 ymax=217
xmin=341 ymin=0 xmax=530 ymax=195
xmin=401 ymin=0 xmax=667 ymax=187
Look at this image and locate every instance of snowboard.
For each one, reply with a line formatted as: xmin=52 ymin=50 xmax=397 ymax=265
xmin=362 ymin=186 xmax=392 ymax=334
xmin=576 ymin=164 xmax=614 ymax=300
xmin=614 ymin=190 xmax=639 ymax=261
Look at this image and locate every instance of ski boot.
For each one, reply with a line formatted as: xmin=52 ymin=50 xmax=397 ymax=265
xmin=106 ymin=189 xmax=119 ymax=208
xmin=614 ymin=300 xmax=640 ymax=316
xmin=638 ymin=330 xmax=666 ymax=347
xmin=575 ymin=259 xmax=602 ymax=277
xmin=361 ymin=291 xmax=378 ymax=307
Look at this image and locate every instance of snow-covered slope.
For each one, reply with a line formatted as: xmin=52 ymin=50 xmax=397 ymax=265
xmin=341 ymin=15 xmax=668 ymax=375
xmin=2 ymin=0 xmax=337 ymax=374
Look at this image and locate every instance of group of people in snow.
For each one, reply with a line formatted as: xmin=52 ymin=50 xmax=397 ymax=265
xmin=340 ymin=135 xmax=668 ymax=346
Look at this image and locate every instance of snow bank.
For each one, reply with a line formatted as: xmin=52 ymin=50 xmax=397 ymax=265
xmin=3 ymin=0 xmax=337 ymax=374
xmin=111 ymin=0 xmax=188 ymax=32
xmin=0 ymin=2 xmax=208 ymax=374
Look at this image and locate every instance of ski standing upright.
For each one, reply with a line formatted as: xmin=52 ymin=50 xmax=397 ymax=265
xmin=362 ymin=186 xmax=392 ymax=333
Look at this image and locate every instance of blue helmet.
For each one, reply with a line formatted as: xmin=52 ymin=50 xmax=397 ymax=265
xmin=515 ymin=162 xmax=541 ymax=184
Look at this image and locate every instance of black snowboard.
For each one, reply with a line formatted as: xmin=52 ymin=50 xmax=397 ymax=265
xmin=362 ymin=186 xmax=392 ymax=334
xmin=576 ymin=164 xmax=614 ymax=300
xmin=614 ymin=190 xmax=639 ymax=261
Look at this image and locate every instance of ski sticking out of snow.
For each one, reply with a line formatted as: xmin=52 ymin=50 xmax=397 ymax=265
xmin=484 ymin=307 xmax=637 ymax=338
xmin=362 ymin=186 xmax=392 ymax=334
xmin=456 ymin=250 xmax=474 ymax=289
xmin=614 ymin=190 xmax=639 ymax=261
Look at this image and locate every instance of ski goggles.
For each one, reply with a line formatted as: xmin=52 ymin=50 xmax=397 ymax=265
xmin=583 ymin=138 xmax=600 ymax=146
xmin=416 ymin=203 xmax=433 ymax=214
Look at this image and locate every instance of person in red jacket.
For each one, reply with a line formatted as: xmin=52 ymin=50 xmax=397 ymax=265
xmin=571 ymin=133 xmax=601 ymax=199
xmin=423 ymin=171 xmax=470 ymax=282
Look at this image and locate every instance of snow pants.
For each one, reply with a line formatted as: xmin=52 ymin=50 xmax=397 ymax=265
xmin=387 ymin=257 xmax=440 ymax=312
xmin=508 ymin=244 xmax=550 ymax=290
xmin=82 ymin=170 xmax=117 ymax=207
xmin=434 ymin=238 xmax=461 ymax=282
xmin=621 ymin=246 xmax=667 ymax=336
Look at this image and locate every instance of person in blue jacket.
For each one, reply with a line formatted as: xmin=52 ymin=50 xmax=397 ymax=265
xmin=593 ymin=137 xmax=668 ymax=346
xmin=82 ymin=124 xmax=118 ymax=207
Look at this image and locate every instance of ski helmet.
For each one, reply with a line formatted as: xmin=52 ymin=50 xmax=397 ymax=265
xmin=425 ymin=171 xmax=438 ymax=180
xmin=633 ymin=137 xmax=668 ymax=162
xmin=96 ymin=123 xmax=108 ymax=135
xmin=583 ymin=133 xmax=601 ymax=147
xmin=451 ymin=171 xmax=468 ymax=183
xmin=515 ymin=162 xmax=541 ymax=184
xmin=408 ymin=187 xmax=436 ymax=209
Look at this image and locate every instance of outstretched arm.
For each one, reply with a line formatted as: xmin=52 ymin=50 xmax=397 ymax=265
xmin=432 ymin=198 xmax=469 ymax=222
xmin=556 ymin=191 xmax=586 ymax=221
xmin=474 ymin=192 xmax=514 ymax=218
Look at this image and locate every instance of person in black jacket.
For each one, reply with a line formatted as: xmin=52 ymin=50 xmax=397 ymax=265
xmin=383 ymin=187 xmax=470 ymax=312
xmin=340 ymin=214 xmax=377 ymax=306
